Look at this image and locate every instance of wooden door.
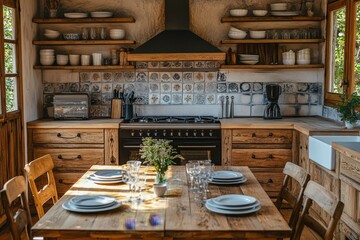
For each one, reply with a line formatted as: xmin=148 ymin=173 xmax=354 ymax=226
xmin=0 ymin=0 xmax=24 ymax=228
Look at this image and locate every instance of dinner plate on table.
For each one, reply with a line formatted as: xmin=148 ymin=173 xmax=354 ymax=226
xmin=206 ymin=198 xmax=260 ymax=211
xmin=88 ymin=175 xmax=123 ymax=184
xmin=93 ymin=170 xmax=124 ymax=179
xmin=63 ymin=198 xmax=122 ymax=213
xmin=205 ymin=201 xmax=261 ymax=215
xmin=212 ymin=194 xmax=257 ymax=207
xmin=212 ymin=171 xmax=243 ymax=180
xmin=210 ymin=177 xmax=247 ymax=185
xmin=69 ymin=195 xmax=116 ymax=208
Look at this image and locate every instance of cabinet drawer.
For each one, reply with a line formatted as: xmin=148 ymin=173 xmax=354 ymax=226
xmin=232 ymin=129 xmax=292 ymax=144
xmin=341 ymin=154 xmax=360 ymax=184
xmin=54 ymin=172 xmax=84 ymax=196
xmin=251 ymin=171 xmax=284 ymax=193
xmin=33 ymin=129 xmax=104 ymax=144
xmin=231 ymin=149 xmax=291 ymax=167
xmin=34 ymin=148 xmax=104 ymax=169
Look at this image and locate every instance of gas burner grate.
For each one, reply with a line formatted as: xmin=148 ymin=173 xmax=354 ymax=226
xmin=130 ymin=116 xmax=220 ymax=124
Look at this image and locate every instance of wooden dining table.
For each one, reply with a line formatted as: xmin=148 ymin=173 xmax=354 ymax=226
xmin=31 ymin=165 xmax=291 ymax=239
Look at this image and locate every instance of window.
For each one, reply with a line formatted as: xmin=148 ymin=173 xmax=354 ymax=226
xmin=325 ymin=0 xmax=360 ymax=105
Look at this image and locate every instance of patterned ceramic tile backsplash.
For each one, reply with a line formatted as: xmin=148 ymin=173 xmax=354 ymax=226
xmin=43 ymin=61 xmax=322 ymax=118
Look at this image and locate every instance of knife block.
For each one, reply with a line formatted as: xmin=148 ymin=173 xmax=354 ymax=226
xmin=111 ymin=99 xmax=122 ymax=119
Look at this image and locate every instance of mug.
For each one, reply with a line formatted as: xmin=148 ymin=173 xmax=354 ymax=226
xmin=92 ymin=53 xmax=102 ymax=66
xmin=81 ymin=54 xmax=91 ymax=66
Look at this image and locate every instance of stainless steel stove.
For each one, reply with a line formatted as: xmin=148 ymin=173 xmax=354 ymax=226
xmin=119 ymin=116 xmax=221 ymax=165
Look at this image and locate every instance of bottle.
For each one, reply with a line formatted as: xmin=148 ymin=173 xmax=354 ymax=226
xmin=111 ymin=49 xmax=119 ymax=65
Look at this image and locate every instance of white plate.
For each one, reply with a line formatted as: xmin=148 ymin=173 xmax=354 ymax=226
xmin=212 ymin=194 xmax=257 ymax=206
xmin=205 ymin=201 xmax=261 ymax=215
xmin=63 ymin=199 xmax=122 ymax=213
xmin=69 ymin=195 xmax=116 ymax=208
xmin=93 ymin=170 xmax=124 ymax=179
xmin=88 ymin=176 xmax=123 ymax=184
xmin=211 ymin=176 xmax=245 ymax=182
xmin=89 ymin=174 xmax=123 ymax=181
xmin=210 ymin=177 xmax=247 ymax=185
xmin=90 ymin=11 xmax=113 ymax=18
xmin=270 ymin=11 xmax=300 ymax=16
xmin=213 ymin=171 xmax=243 ymax=180
xmin=207 ymin=198 xmax=260 ymax=210
xmin=240 ymin=60 xmax=259 ymax=65
xmin=64 ymin=13 xmax=89 ymax=18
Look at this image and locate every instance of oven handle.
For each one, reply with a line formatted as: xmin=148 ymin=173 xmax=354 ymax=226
xmin=177 ymin=145 xmax=217 ymax=148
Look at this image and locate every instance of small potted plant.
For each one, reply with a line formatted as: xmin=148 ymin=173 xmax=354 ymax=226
xmin=337 ymin=92 xmax=360 ymax=129
xmin=140 ymin=137 xmax=183 ymax=184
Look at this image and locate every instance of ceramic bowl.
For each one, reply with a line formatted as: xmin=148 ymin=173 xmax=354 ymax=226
xmin=40 ymin=57 xmax=55 ymax=66
xmin=270 ymin=3 xmax=288 ymax=11
xmin=69 ymin=54 xmax=80 ymax=66
xmin=230 ymin=9 xmax=248 ymax=17
xmin=63 ymin=33 xmax=81 ymax=40
xmin=253 ymin=10 xmax=268 ymax=16
xmin=228 ymin=32 xmax=247 ymax=39
xmin=249 ymin=30 xmax=266 ymax=39
xmin=109 ymin=29 xmax=125 ymax=40
xmin=153 ymin=183 xmax=167 ymax=197
xmin=44 ymin=32 xmax=60 ymax=39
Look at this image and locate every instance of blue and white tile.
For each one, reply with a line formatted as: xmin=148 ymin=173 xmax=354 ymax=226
xmin=171 ymin=72 xmax=182 ymax=82
xmin=205 ymin=82 xmax=217 ymax=93
xmin=309 ymin=93 xmax=320 ymax=105
xmin=101 ymin=83 xmax=113 ymax=93
xmin=91 ymin=83 xmax=101 ymax=93
xmin=217 ymin=83 xmax=227 ymax=93
xmin=309 ymin=83 xmax=320 ymax=93
xmin=194 ymin=72 xmax=205 ymax=82
xmin=80 ymin=83 xmax=91 ymax=92
xmin=134 ymin=94 xmax=149 ymax=105
xmin=171 ymin=94 xmax=183 ymax=104
xmin=194 ymin=61 xmax=205 ymax=68
xmin=216 ymin=72 xmax=227 ymax=82
xmin=161 ymin=94 xmax=171 ymax=104
xmin=124 ymin=83 xmax=135 ymax=92
xmin=253 ymin=82 xmax=263 ymax=93
xmin=206 ymin=94 xmax=216 ymax=105
xmin=194 ymin=94 xmax=206 ymax=104
xmin=160 ymin=61 xmax=171 ymax=68
xmin=113 ymin=72 xmax=122 ymax=82
xmin=149 ymin=72 xmax=160 ymax=82
xmin=101 ymin=93 xmax=112 ymax=105
xmin=160 ymin=72 xmax=171 ymax=82
xmin=297 ymin=83 xmax=309 ymax=92
xmin=90 ymin=93 xmax=102 ymax=105
xmin=135 ymin=82 xmax=149 ymax=94
xmin=149 ymin=93 xmax=160 ymax=104
xmin=250 ymin=105 xmax=265 ymax=117
xmin=149 ymin=83 xmax=160 ymax=93
xmin=102 ymin=72 xmax=113 ymax=82
xmin=183 ymin=72 xmax=193 ymax=82
xmin=239 ymin=93 xmax=251 ymax=105
xmin=172 ymin=83 xmax=182 ymax=93
xmin=240 ymin=82 xmax=251 ymax=92
xmin=205 ymin=61 xmax=216 ymax=69
xmin=122 ymin=71 xmax=136 ymax=82
xmin=182 ymin=61 xmax=193 ymax=68
xmin=161 ymin=83 xmax=171 ymax=93
xmin=171 ymin=61 xmax=183 ymax=68
xmin=228 ymin=82 xmax=239 ymax=93
xmin=205 ymin=72 xmax=217 ymax=82
xmin=183 ymin=83 xmax=193 ymax=93
xmin=217 ymin=94 xmax=226 ymax=105
xmin=183 ymin=94 xmax=193 ymax=104
xmin=228 ymin=94 xmax=241 ymax=105
xmin=79 ymin=72 xmax=91 ymax=82
xmin=90 ymin=72 xmax=102 ymax=82
xmin=194 ymin=82 xmax=205 ymax=93
xmin=148 ymin=62 xmax=159 ymax=68
xmin=68 ymin=83 xmax=79 ymax=92
xmin=283 ymin=83 xmax=297 ymax=93
xmin=136 ymin=61 xmax=148 ymax=69
xmin=136 ymin=71 xmax=148 ymax=82
xmin=251 ymin=93 xmax=264 ymax=105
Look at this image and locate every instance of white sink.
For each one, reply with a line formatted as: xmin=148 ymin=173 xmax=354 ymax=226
xmin=309 ymin=136 xmax=360 ymax=170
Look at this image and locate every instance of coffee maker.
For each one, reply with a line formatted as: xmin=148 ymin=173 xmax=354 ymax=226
xmin=264 ymin=84 xmax=282 ymax=119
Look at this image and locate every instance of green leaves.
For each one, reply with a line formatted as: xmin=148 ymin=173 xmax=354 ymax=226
xmin=337 ymin=92 xmax=360 ymax=123
xmin=139 ymin=137 xmax=183 ymax=173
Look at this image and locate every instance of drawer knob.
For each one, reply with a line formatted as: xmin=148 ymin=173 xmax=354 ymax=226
xmin=251 ymin=154 xmax=274 ymax=159
xmin=267 ymin=178 xmax=273 ymax=183
xmin=58 ymin=154 xmax=81 ymax=160
xmin=57 ymin=133 xmax=81 ymax=139
xmin=268 ymin=132 xmax=273 ymax=137
xmin=252 ymin=133 xmax=256 ymax=137
xmin=59 ymin=179 xmax=63 ymax=183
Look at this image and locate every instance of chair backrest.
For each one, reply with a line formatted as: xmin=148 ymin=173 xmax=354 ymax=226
xmin=275 ymin=162 xmax=310 ymax=230
xmin=1 ymin=176 xmax=32 ymax=240
xmin=293 ymin=180 xmax=344 ymax=240
xmin=24 ymin=154 xmax=58 ymax=218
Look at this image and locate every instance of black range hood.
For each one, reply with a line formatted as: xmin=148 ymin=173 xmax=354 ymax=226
xmin=127 ymin=0 xmax=225 ymax=62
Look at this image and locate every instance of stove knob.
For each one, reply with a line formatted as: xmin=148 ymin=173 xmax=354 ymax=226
xmin=170 ymin=131 xmax=173 ymax=137
xmin=201 ymin=130 xmax=205 ymax=137
xmin=147 ymin=130 xmax=150 ymax=137
xmin=209 ymin=130 xmax=213 ymax=137
xmin=163 ymin=130 xmax=167 ymax=137
xmin=193 ymin=130 xmax=197 ymax=137
xmin=185 ymin=131 xmax=189 ymax=137
xmin=178 ymin=131 xmax=181 ymax=137
xmin=131 ymin=131 xmax=135 ymax=137
xmin=139 ymin=130 xmax=143 ymax=137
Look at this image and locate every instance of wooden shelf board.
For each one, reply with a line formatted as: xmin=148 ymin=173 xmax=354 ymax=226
xmin=220 ymin=64 xmax=324 ymax=69
xmin=33 ymin=65 xmax=135 ymax=70
xmin=32 ymin=17 xmax=135 ymax=24
xmin=33 ymin=40 xmax=136 ymax=45
xmin=221 ymin=39 xmax=324 ymax=44
xmin=221 ymin=16 xmax=323 ymax=22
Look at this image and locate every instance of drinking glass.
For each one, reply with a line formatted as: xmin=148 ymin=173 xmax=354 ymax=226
xmin=90 ymin=27 xmax=98 ymax=40
xmin=81 ymin=27 xmax=89 ymax=40
xmin=99 ymin=27 xmax=107 ymax=40
xmin=135 ymin=166 xmax=147 ymax=201
xmin=186 ymin=161 xmax=199 ymax=192
xmin=281 ymin=29 xmax=291 ymax=39
xmin=124 ymin=160 xmax=141 ymax=202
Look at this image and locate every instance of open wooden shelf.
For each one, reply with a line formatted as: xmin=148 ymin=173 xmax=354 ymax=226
xmin=221 ymin=39 xmax=324 ymax=44
xmin=33 ymin=40 xmax=136 ymax=45
xmin=32 ymin=17 xmax=135 ymax=24
xmin=221 ymin=16 xmax=323 ymax=23
xmin=220 ymin=64 xmax=324 ymax=69
xmin=33 ymin=65 xmax=135 ymax=70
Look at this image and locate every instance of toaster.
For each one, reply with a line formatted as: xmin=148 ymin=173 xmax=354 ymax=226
xmin=53 ymin=93 xmax=89 ymax=120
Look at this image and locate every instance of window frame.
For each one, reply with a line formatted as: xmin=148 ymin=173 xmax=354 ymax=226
xmin=325 ymin=0 xmax=360 ymax=106
xmin=0 ymin=0 xmax=22 ymax=122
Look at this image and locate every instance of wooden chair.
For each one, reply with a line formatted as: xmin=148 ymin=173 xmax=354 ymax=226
xmin=24 ymin=154 xmax=58 ymax=218
xmin=1 ymin=176 xmax=33 ymax=240
xmin=292 ymin=180 xmax=344 ymax=240
xmin=275 ymin=162 xmax=310 ymax=237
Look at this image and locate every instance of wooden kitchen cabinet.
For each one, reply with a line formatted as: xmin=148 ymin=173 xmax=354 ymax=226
xmin=229 ymin=128 xmax=293 ymax=199
xmin=27 ymin=127 xmax=119 ymax=196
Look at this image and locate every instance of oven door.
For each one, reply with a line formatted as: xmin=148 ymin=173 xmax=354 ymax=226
xmin=120 ymin=139 xmax=221 ymax=165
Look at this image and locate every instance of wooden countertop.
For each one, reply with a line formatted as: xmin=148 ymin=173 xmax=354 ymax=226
xmin=27 ymin=118 xmax=123 ymax=129
xmin=332 ymin=142 xmax=360 ymax=159
xmin=220 ymin=117 xmax=360 ymax=135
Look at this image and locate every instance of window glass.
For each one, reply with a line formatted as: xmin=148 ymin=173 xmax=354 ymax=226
xmin=4 ymin=43 xmax=16 ymax=74
xmin=3 ymin=6 xmax=14 ymax=40
xmin=329 ymin=6 xmax=346 ymax=94
xmin=354 ymin=2 xmax=360 ymax=95
xmin=6 ymin=77 xmax=18 ymax=112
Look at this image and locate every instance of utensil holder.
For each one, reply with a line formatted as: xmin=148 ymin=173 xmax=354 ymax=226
xmin=123 ymin=103 xmax=133 ymax=122
xmin=111 ymin=99 xmax=122 ymax=119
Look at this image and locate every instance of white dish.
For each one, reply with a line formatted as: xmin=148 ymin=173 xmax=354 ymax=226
xmin=212 ymin=194 xmax=257 ymax=207
xmin=88 ymin=176 xmax=123 ymax=184
xmin=253 ymin=10 xmax=268 ymax=17
xmin=93 ymin=170 xmax=124 ymax=179
xmin=207 ymin=198 xmax=260 ymax=210
xmin=240 ymin=60 xmax=259 ymax=65
xmin=90 ymin=11 xmax=113 ymax=18
xmin=270 ymin=3 xmax=288 ymax=11
xmin=228 ymin=32 xmax=247 ymax=39
xmin=63 ymin=199 xmax=121 ymax=213
xmin=211 ymin=176 xmax=245 ymax=182
xmin=239 ymin=54 xmax=259 ymax=61
xmin=205 ymin=201 xmax=261 ymax=215
xmin=69 ymin=195 xmax=116 ymax=208
xmin=213 ymin=171 xmax=243 ymax=180
xmin=249 ymin=30 xmax=266 ymax=39
xmin=270 ymin=11 xmax=300 ymax=16
xmin=210 ymin=177 xmax=247 ymax=185
xmin=89 ymin=174 xmax=123 ymax=181
xmin=230 ymin=9 xmax=248 ymax=17
xmin=64 ymin=13 xmax=88 ymax=18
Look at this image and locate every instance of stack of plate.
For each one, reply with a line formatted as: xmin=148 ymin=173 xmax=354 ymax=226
xmin=88 ymin=170 xmax=124 ymax=184
xmin=205 ymin=194 xmax=261 ymax=215
xmin=64 ymin=12 xmax=89 ymax=18
xmin=238 ymin=54 xmax=259 ymax=65
xmin=62 ymin=195 xmax=121 ymax=213
xmin=210 ymin=170 xmax=247 ymax=185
